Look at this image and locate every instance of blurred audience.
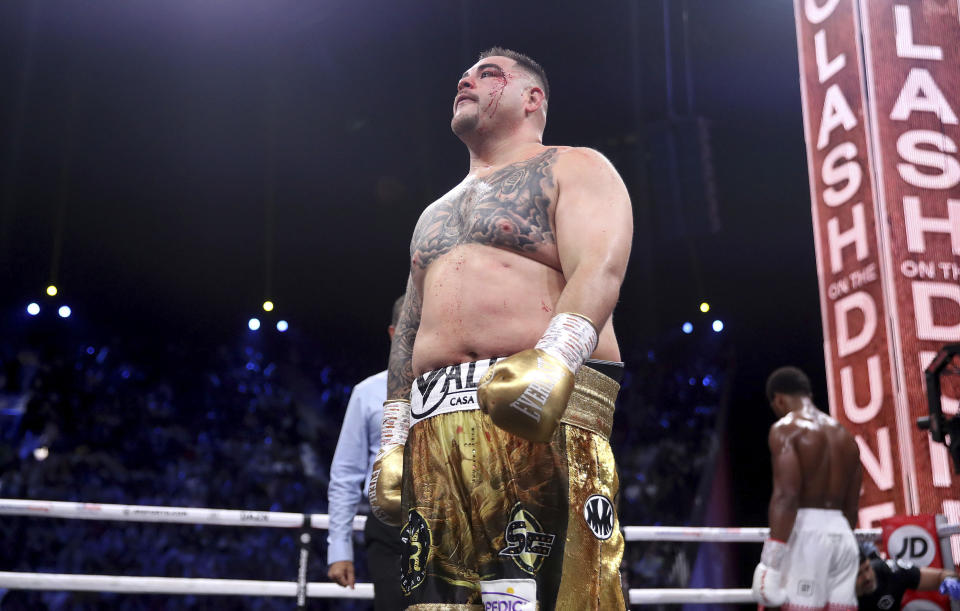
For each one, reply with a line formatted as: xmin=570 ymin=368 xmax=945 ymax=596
xmin=0 ymin=325 xmax=732 ymax=609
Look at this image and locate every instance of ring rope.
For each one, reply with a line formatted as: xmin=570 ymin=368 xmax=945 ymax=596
xmin=629 ymin=588 xmax=756 ymax=604
xmin=0 ymin=572 xmax=373 ymax=599
xmin=4 ymin=498 xmax=958 ymax=604
xmin=0 ymin=572 xmax=757 ymax=604
xmin=0 ymin=498 xmax=910 ymax=541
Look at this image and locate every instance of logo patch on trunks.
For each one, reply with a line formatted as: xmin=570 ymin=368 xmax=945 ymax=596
xmin=498 ymin=503 xmax=555 ymax=574
xmin=583 ymin=495 xmax=615 ymax=540
xmin=412 ymin=360 xmax=495 ymax=419
xmin=400 ymin=509 xmax=432 ymax=594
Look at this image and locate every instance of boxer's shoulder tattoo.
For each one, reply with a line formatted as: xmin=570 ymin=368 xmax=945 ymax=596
xmin=410 ymin=148 xmax=559 ymax=270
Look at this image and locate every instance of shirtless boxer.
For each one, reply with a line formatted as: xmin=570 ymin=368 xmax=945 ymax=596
xmin=753 ymin=366 xmax=862 ymax=610
xmin=368 ymin=47 xmax=632 ymax=610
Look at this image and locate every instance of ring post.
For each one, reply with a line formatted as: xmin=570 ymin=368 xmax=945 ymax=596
xmin=296 ymin=514 xmax=311 ymax=609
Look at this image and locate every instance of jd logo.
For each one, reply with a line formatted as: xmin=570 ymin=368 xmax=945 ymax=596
xmin=498 ymin=503 xmax=555 ymax=574
xmin=888 ymin=525 xmax=936 ymax=567
xmin=583 ymin=495 xmax=614 ymax=540
xmin=400 ymin=510 xmax=432 ymax=594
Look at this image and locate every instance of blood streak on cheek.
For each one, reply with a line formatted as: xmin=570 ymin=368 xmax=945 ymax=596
xmin=483 ymin=74 xmax=509 ymax=116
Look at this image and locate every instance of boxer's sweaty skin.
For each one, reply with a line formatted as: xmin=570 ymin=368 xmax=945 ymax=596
xmin=386 ymin=54 xmax=632 ymax=403
xmin=407 ymin=147 xmax=621 ymax=376
xmin=768 ymin=401 xmax=862 ymax=540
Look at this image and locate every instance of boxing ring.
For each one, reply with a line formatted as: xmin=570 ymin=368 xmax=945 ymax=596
xmin=7 ymin=498 xmax=955 ymax=606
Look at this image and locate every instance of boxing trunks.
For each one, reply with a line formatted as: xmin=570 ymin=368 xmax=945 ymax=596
xmin=400 ymin=358 xmax=625 ymax=610
xmin=780 ymin=508 xmax=859 ymax=611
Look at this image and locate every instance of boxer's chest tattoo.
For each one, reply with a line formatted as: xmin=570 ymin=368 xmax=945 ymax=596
xmin=410 ymin=149 xmax=558 ymax=270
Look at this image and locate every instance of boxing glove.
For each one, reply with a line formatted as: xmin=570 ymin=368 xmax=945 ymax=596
xmin=368 ymin=399 xmax=409 ymax=527
xmin=478 ymin=313 xmax=597 ymax=442
xmin=752 ymin=538 xmax=787 ymax=607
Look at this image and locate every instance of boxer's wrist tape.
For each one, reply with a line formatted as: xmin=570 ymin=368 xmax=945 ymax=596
xmin=535 ymin=312 xmax=598 ymax=374
xmin=760 ymin=538 xmax=786 ymax=570
xmin=381 ymin=399 xmax=410 ymax=447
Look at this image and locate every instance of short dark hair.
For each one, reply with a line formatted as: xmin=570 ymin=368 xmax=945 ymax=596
xmin=390 ymin=295 xmax=404 ymax=327
xmin=765 ymin=366 xmax=813 ymax=403
xmin=478 ymin=47 xmax=550 ymax=103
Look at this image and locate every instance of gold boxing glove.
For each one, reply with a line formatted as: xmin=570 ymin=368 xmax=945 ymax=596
xmin=368 ymin=444 xmax=404 ymax=526
xmin=477 ymin=348 xmax=575 ymax=442
xmin=368 ymin=399 xmax=410 ymax=527
xmin=478 ymin=313 xmax=598 ymax=443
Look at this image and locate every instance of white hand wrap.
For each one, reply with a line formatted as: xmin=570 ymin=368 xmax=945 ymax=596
xmin=533 ymin=312 xmax=599 ymax=374
xmin=379 ymin=399 xmax=410 ymax=449
xmin=760 ymin=538 xmax=786 ymax=570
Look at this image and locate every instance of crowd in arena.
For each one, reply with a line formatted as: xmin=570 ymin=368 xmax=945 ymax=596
xmin=0 ymin=322 xmax=731 ymax=609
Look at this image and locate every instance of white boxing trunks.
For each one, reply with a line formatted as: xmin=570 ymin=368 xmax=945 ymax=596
xmin=781 ymin=508 xmax=859 ymax=611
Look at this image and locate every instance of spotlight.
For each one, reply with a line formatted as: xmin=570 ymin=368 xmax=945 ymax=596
xmin=33 ymin=447 xmax=49 ymax=461
xmin=263 ymin=300 xmax=274 ymax=312
xmin=682 ymin=322 xmax=693 ymax=334
xmin=712 ymin=319 xmax=724 ymax=332
xmin=248 ymin=318 xmax=261 ymax=331
xmin=276 ymin=320 xmax=289 ymax=332
xmin=27 ymin=303 xmax=40 ymax=316
xmin=46 ymin=285 xmax=58 ymax=297
xmin=699 ymin=301 xmax=710 ymax=313
xmin=58 ymin=305 xmax=71 ymax=318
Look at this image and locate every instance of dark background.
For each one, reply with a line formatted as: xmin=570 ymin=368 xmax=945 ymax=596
xmin=0 ymin=0 xmax=827 ymax=571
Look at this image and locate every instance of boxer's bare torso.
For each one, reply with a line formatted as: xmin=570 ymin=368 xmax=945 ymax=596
xmin=769 ymin=403 xmax=861 ymax=538
xmin=386 ymin=53 xmax=632 ymax=400
xmin=408 ymin=145 xmax=620 ymax=376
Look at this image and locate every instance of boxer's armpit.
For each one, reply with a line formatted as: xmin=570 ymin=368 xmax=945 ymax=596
xmin=388 ymin=277 xmax=421 ymax=399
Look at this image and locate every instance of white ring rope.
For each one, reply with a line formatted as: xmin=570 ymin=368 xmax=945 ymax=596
xmin=0 ymin=498 xmax=366 ymax=531
xmin=3 ymin=497 xmax=957 ymax=604
xmin=629 ymin=588 xmax=755 ymax=604
xmin=0 ymin=572 xmax=373 ymax=599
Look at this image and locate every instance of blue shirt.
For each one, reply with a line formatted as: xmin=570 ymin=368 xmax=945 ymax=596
xmin=326 ymin=370 xmax=386 ymax=564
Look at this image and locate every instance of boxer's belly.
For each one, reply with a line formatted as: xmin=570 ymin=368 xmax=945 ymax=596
xmin=411 ymin=244 xmax=620 ymax=376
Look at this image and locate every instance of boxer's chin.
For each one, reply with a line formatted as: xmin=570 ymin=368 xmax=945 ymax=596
xmin=451 ymin=112 xmax=478 ymax=136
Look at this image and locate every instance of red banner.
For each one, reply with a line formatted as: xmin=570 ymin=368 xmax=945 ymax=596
xmin=858 ymin=0 xmax=960 ymax=539
xmin=793 ymin=0 xmax=905 ymax=524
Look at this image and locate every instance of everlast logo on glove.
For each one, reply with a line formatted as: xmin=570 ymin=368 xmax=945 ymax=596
xmin=508 ymin=356 xmax=564 ymax=422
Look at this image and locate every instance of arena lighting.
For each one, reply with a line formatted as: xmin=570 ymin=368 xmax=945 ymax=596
xmin=276 ymin=320 xmax=288 ymax=332
xmin=26 ymin=303 xmax=40 ymax=316
xmin=681 ymin=322 xmax=693 ymax=334
xmin=46 ymin=285 xmax=58 ymax=297
xmin=699 ymin=301 xmax=710 ymax=313
xmin=58 ymin=306 xmax=71 ymax=319
xmin=262 ymin=300 xmax=274 ymax=312
xmin=712 ymin=319 xmax=724 ymax=332
xmin=248 ymin=318 xmax=261 ymax=331
xmin=33 ymin=447 xmax=49 ymax=461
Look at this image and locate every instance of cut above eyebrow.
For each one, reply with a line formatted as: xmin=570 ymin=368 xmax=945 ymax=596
xmin=461 ymin=63 xmax=505 ymax=79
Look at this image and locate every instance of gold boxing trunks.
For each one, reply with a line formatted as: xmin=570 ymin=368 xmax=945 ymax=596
xmin=399 ymin=358 xmax=625 ymax=611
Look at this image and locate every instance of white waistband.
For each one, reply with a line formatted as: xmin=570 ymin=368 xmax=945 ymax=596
xmin=410 ymin=359 xmax=497 ymax=426
xmin=794 ymin=508 xmax=849 ymax=531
